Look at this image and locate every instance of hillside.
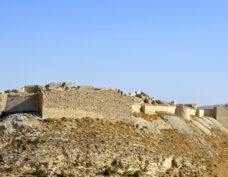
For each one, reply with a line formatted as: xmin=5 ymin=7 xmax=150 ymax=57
xmin=0 ymin=113 xmax=227 ymax=177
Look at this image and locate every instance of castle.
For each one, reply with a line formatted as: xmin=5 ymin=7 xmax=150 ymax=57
xmin=0 ymin=82 xmax=227 ymax=127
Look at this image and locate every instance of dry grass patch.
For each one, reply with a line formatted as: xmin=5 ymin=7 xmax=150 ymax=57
xmin=132 ymin=112 xmax=158 ymax=122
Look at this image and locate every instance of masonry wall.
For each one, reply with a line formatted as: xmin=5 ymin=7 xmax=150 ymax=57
xmin=132 ymin=104 xmax=142 ymax=113
xmin=215 ymin=106 xmax=228 ymax=127
xmin=204 ymin=108 xmax=215 ymax=118
xmin=0 ymin=93 xmax=7 ymax=114
xmin=40 ymin=88 xmax=132 ymax=121
xmin=196 ymin=109 xmax=204 ymax=117
xmin=141 ymin=104 xmax=176 ymax=115
xmin=189 ymin=108 xmax=196 ymax=116
xmin=5 ymin=93 xmax=41 ymax=114
xmin=176 ymin=106 xmax=191 ymax=120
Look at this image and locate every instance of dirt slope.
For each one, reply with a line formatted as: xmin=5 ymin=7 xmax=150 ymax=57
xmin=0 ymin=113 xmax=227 ymax=177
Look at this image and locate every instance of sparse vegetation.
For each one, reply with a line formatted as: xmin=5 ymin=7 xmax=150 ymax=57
xmin=132 ymin=112 xmax=158 ymax=122
xmin=68 ymin=172 xmax=75 ymax=177
xmin=123 ymin=170 xmax=135 ymax=176
xmin=103 ymin=167 xmax=112 ymax=175
xmin=0 ymin=153 xmax=3 ymax=162
xmin=134 ymin=171 xmax=142 ymax=177
xmin=60 ymin=169 xmax=68 ymax=177
xmin=103 ymin=166 xmax=118 ymax=176
xmin=32 ymin=166 xmax=48 ymax=177
xmin=0 ymin=114 xmax=227 ymax=176
xmin=123 ymin=170 xmax=142 ymax=177
xmin=59 ymin=170 xmax=76 ymax=177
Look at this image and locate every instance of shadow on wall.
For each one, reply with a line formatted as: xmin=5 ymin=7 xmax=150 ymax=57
xmin=3 ymin=94 xmax=42 ymax=117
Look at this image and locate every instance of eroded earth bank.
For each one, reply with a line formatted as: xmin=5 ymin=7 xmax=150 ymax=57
xmin=0 ymin=113 xmax=227 ymax=177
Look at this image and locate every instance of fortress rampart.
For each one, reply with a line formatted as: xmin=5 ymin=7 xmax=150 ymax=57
xmin=141 ymin=104 xmax=176 ymax=115
xmin=175 ymin=105 xmax=196 ymax=120
xmin=0 ymin=82 xmax=227 ymax=127
xmin=203 ymin=108 xmax=216 ymax=118
xmin=196 ymin=109 xmax=205 ymax=117
xmin=40 ymin=87 xmax=131 ymax=121
xmin=5 ymin=93 xmax=41 ymax=114
xmin=0 ymin=83 xmax=131 ymax=122
xmin=215 ymin=105 xmax=228 ymax=126
xmin=0 ymin=93 xmax=7 ymax=114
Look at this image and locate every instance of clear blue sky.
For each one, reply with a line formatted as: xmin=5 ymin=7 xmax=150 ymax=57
xmin=0 ymin=0 xmax=228 ymax=106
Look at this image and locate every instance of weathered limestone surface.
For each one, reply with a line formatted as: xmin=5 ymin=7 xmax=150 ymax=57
xmin=189 ymin=108 xmax=196 ymax=116
xmin=141 ymin=104 xmax=176 ymax=115
xmin=5 ymin=94 xmax=41 ymax=114
xmin=41 ymin=87 xmax=131 ymax=121
xmin=0 ymin=93 xmax=7 ymax=114
xmin=46 ymin=82 xmax=77 ymax=91
xmin=3 ymin=82 xmax=228 ymax=127
xmin=215 ymin=105 xmax=228 ymax=127
xmin=23 ymin=85 xmax=45 ymax=93
xmin=176 ymin=106 xmax=191 ymax=120
xmin=204 ymin=108 xmax=215 ymax=117
xmin=132 ymin=104 xmax=142 ymax=113
xmin=196 ymin=109 xmax=204 ymax=117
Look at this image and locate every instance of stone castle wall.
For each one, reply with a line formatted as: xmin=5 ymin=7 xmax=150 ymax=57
xmin=132 ymin=104 xmax=142 ymax=113
xmin=196 ymin=109 xmax=204 ymax=117
xmin=215 ymin=106 xmax=228 ymax=127
xmin=0 ymin=93 xmax=7 ymax=114
xmin=5 ymin=93 xmax=41 ymax=114
xmin=176 ymin=106 xmax=193 ymax=120
xmin=204 ymin=108 xmax=215 ymax=117
xmin=141 ymin=104 xmax=176 ymax=115
xmin=40 ymin=87 xmax=131 ymax=121
xmin=1 ymin=82 xmax=228 ymax=126
xmin=189 ymin=108 xmax=196 ymax=116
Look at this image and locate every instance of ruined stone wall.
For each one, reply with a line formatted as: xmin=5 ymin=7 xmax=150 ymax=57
xmin=40 ymin=87 xmax=132 ymax=122
xmin=0 ymin=93 xmax=7 ymax=114
xmin=189 ymin=109 xmax=196 ymax=116
xmin=176 ymin=106 xmax=191 ymax=120
xmin=5 ymin=93 xmax=41 ymax=114
xmin=23 ymin=85 xmax=42 ymax=93
xmin=204 ymin=108 xmax=215 ymax=118
xmin=141 ymin=104 xmax=176 ymax=115
xmin=132 ymin=104 xmax=142 ymax=113
xmin=215 ymin=106 xmax=228 ymax=127
xmin=196 ymin=109 xmax=204 ymax=117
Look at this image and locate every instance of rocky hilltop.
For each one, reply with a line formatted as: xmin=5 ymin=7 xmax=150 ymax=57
xmin=0 ymin=83 xmax=227 ymax=177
